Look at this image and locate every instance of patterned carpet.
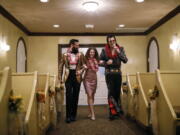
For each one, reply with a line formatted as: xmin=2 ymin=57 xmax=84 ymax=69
xmin=47 ymin=105 xmax=148 ymax=135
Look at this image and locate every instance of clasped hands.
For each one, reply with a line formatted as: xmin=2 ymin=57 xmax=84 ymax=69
xmin=76 ymin=64 xmax=87 ymax=75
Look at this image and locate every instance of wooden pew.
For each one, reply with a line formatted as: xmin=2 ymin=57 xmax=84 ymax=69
xmin=126 ymin=74 xmax=136 ymax=118
xmin=11 ymin=71 xmax=38 ymax=135
xmin=55 ymin=80 xmax=65 ymax=122
xmin=0 ymin=67 xmax=11 ymax=135
xmin=49 ymin=75 xmax=57 ymax=128
xmin=136 ymin=72 xmax=155 ymax=127
xmin=153 ymin=70 xmax=180 ymax=135
xmin=36 ymin=73 xmax=50 ymax=134
xmin=121 ymin=75 xmax=128 ymax=115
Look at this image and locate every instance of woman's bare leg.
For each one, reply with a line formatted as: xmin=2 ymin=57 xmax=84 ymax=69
xmin=87 ymin=93 xmax=95 ymax=120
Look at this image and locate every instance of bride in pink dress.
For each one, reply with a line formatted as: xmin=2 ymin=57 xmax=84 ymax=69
xmin=83 ymin=48 xmax=99 ymax=120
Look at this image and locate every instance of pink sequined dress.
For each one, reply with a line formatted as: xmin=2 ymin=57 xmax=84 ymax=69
xmin=83 ymin=58 xmax=98 ymax=95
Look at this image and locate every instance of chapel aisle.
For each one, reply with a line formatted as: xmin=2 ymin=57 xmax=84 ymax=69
xmin=46 ymin=105 xmax=148 ymax=135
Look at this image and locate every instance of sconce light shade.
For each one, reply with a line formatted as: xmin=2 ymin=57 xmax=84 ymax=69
xmin=170 ymin=34 xmax=180 ymax=52
xmin=0 ymin=41 xmax=10 ymax=52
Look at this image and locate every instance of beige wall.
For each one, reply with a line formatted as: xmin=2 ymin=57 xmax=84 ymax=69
xmin=147 ymin=14 xmax=180 ymax=71
xmin=27 ymin=37 xmax=59 ymax=74
xmin=28 ymin=36 xmax=147 ymax=75
xmin=0 ymin=15 xmax=28 ymax=72
xmin=2 ymin=13 xmax=180 ymax=75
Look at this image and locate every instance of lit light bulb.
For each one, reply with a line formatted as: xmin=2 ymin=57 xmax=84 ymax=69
xmin=135 ymin=0 xmax=144 ymax=3
xmin=83 ymin=1 xmax=99 ymax=12
xmin=40 ymin=0 xmax=49 ymax=3
xmin=53 ymin=24 xmax=60 ymax=28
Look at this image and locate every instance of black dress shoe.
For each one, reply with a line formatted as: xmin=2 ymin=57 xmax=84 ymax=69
xmin=109 ymin=115 xmax=115 ymax=121
xmin=119 ymin=110 xmax=124 ymax=115
xmin=70 ymin=117 xmax=76 ymax=122
xmin=65 ymin=118 xmax=71 ymax=123
xmin=115 ymin=112 xmax=121 ymax=118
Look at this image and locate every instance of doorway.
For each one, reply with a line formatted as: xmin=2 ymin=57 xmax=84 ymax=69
xmin=58 ymin=44 xmax=107 ymax=105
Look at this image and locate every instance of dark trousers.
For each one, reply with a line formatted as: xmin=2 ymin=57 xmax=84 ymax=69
xmin=65 ymin=70 xmax=81 ymax=119
xmin=105 ymin=72 xmax=122 ymax=115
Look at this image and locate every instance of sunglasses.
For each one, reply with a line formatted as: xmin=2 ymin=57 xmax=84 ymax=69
xmin=109 ymin=39 xmax=116 ymax=42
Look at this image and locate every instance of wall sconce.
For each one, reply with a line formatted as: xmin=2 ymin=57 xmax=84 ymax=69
xmin=0 ymin=40 xmax=10 ymax=52
xmin=169 ymin=34 xmax=180 ymax=53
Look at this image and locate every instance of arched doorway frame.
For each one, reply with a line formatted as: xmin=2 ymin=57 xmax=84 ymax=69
xmin=16 ymin=37 xmax=27 ymax=72
xmin=147 ymin=37 xmax=160 ymax=72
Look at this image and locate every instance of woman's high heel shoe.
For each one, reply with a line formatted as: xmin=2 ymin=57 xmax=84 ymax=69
xmin=91 ymin=116 xmax=95 ymax=120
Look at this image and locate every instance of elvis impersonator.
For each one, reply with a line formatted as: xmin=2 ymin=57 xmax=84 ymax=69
xmin=100 ymin=35 xmax=128 ymax=120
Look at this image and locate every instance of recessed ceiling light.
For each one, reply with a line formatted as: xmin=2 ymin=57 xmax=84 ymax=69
xmin=53 ymin=24 xmax=60 ymax=28
xmin=85 ymin=24 xmax=94 ymax=28
xmin=82 ymin=1 xmax=99 ymax=12
xmin=40 ymin=0 xmax=49 ymax=3
xmin=118 ymin=24 xmax=125 ymax=28
xmin=135 ymin=0 xmax=144 ymax=3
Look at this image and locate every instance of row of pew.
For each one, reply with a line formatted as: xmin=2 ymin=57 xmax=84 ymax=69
xmin=1 ymin=66 xmax=180 ymax=135
xmin=121 ymin=70 xmax=180 ymax=135
xmin=0 ymin=67 xmax=63 ymax=135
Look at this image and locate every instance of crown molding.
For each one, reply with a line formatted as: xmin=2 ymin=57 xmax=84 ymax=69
xmin=144 ymin=5 xmax=180 ymax=35
xmin=0 ymin=5 xmax=30 ymax=35
xmin=28 ymin=32 xmax=145 ymax=36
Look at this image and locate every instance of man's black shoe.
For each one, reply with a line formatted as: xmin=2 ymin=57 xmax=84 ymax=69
xmin=65 ymin=118 xmax=71 ymax=123
xmin=115 ymin=112 xmax=122 ymax=118
xmin=109 ymin=115 xmax=115 ymax=121
xmin=119 ymin=110 xmax=124 ymax=115
xmin=70 ymin=117 xmax=76 ymax=122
